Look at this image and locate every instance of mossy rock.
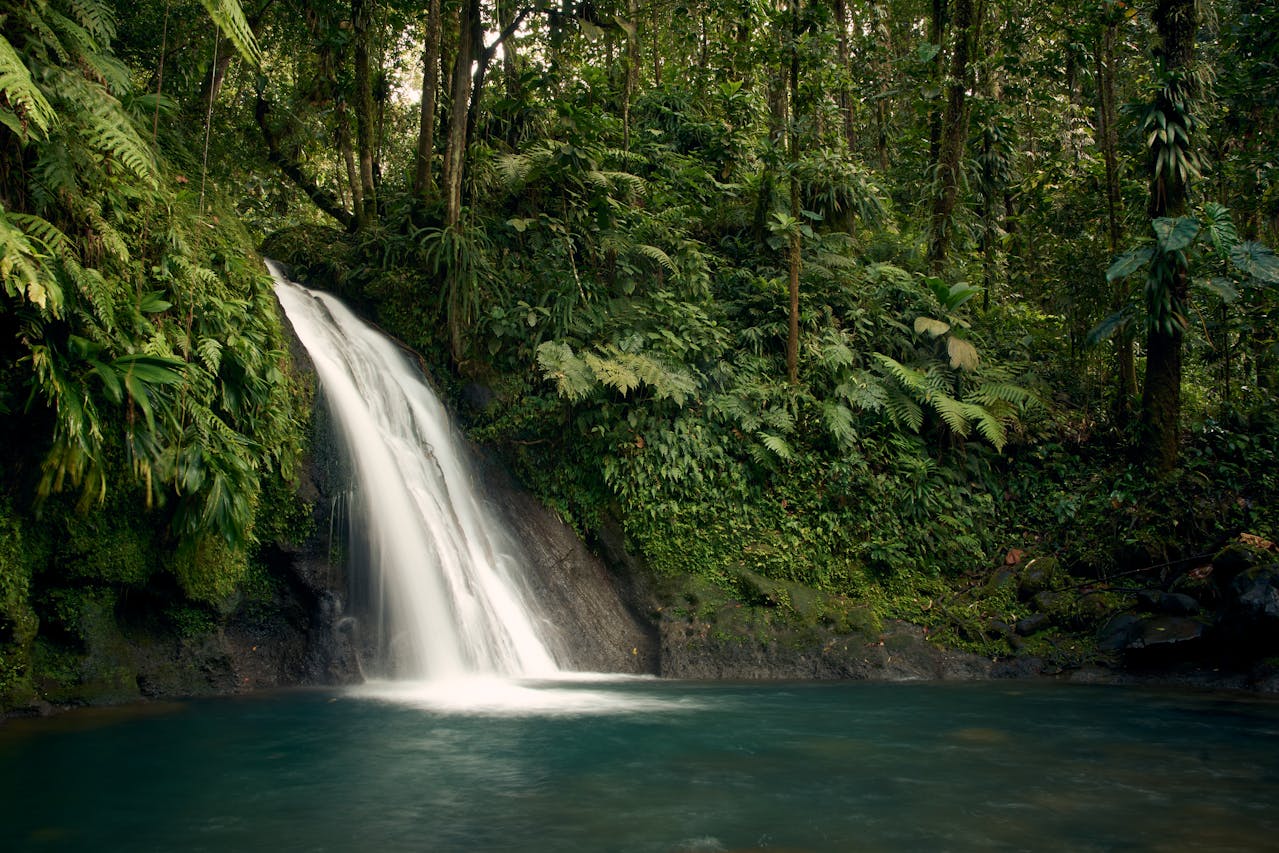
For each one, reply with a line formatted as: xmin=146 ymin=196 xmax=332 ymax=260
xmin=1016 ymin=557 xmax=1064 ymax=600
xmin=1212 ymin=542 xmax=1275 ymax=583
xmin=171 ymin=536 xmax=250 ymax=610
xmin=58 ymin=507 xmax=157 ymax=585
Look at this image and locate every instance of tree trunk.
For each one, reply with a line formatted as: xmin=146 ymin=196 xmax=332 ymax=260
xmin=834 ymin=0 xmax=856 ymax=152
xmin=928 ymin=0 xmax=976 ymax=272
xmin=927 ymin=0 xmax=947 ymax=166
xmin=442 ymin=0 xmax=479 ymax=228
xmin=413 ymin=0 xmax=443 ymax=202
xmin=336 ymin=99 xmax=363 ymax=216
xmin=873 ymin=4 xmax=893 ymax=172
xmin=352 ymin=0 xmax=378 ymax=227
xmin=623 ymin=0 xmax=639 ymax=151
xmin=786 ymin=0 xmax=802 ymax=385
xmin=1094 ymin=14 xmax=1137 ymax=421
xmin=1139 ymin=0 xmax=1197 ymax=472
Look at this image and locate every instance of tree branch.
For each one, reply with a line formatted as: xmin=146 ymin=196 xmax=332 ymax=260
xmin=254 ymin=92 xmax=355 ymax=231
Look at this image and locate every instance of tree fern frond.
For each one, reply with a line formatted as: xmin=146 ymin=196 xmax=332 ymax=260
xmin=710 ymin=393 xmax=763 ymax=432
xmin=969 ymin=407 xmax=1009 ymax=451
xmin=45 ymin=5 xmax=99 ymax=64
xmin=65 ymin=0 xmax=117 ymax=44
xmin=760 ymin=404 xmax=794 ymax=434
xmin=837 ymin=372 xmax=890 ymax=413
xmin=821 ymin=400 xmax=858 ymax=448
xmin=966 ymin=381 xmax=1037 ymax=407
xmin=931 ymin=394 xmax=973 ymax=437
xmin=8 ymin=213 xmax=73 ymax=260
xmin=196 ymin=337 xmax=224 ymax=374
xmin=634 ymin=243 xmax=676 ymax=273
xmin=198 ymin=0 xmax=263 ymax=68
xmin=32 ymin=140 xmax=79 ymax=198
xmin=585 ymin=350 xmax=641 ymax=396
xmin=884 ymin=387 xmax=924 ymax=432
xmin=0 ymin=33 xmax=57 ymax=139
xmin=79 ymin=87 xmax=158 ymax=185
xmin=758 ymin=431 xmax=793 ymax=461
xmin=536 ymin=341 xmax=596 ymax=400
xmin=0 ymin=209 xmax=61 ymax=312
xmin=874 ymin=353 xmax=926 ymax=393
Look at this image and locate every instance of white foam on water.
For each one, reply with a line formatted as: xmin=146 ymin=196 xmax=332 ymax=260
xmin=348 ymin=675 xmax=701 ymax=716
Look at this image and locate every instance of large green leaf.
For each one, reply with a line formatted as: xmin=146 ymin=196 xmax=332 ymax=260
xmin=1107 ymin=247 xmax=1154 ymax=282
xmin=1086 ymin=307 xmax=1134 ymax=345
xmin=1230 ymin=242 xmax=1279 ymax=284
xmin=1198 ymin=277 xmax=1239 ymax=304
xmin=1152 ymin=217 xmax=1200 ymax=252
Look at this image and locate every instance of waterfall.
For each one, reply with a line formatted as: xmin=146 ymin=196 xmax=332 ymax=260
xmin=269 ymin=263 xmax=562 ymax=681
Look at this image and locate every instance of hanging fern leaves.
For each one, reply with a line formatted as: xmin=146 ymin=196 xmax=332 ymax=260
xmin=197 ymin=0 xmax=263 ymax=68
xmin=0 ymin=33 xmax=57 ymax=139
xmin=0 ymin=209 xmax=62 ymax=312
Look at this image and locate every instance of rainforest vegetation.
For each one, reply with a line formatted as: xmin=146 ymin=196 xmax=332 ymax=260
xmin=1 ymin=0 xmax=1278 ymax=707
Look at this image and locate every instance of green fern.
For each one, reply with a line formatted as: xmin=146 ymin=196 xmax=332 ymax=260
xmin=65 ymin=0 xmax=117 ymax=44
xmin=0 ymin=33 xmax=57 ymax=139
xmin=198 ymin=0 xmax=263 ymax=68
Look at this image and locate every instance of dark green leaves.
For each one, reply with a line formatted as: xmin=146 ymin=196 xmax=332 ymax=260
xmin=1107 ymin=247 xmax=1155 ymax=282
xmin=1153 ymin=217 xmax=1200 ymax=252
xmin=1230 ymin=242 xmax=1279 ymax=284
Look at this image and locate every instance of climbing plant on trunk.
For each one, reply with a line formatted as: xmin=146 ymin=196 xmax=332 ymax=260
xmin=1139 ymin=0 xmax=1199 ymax=473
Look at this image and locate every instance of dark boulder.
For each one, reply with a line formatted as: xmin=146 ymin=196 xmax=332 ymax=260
xmin=1136 ymin=589 xmax=1200 ymax=616
xmin=1221 ymin=566 xmax=1279 ymax=654
xmin=1016 ymin=612 xmax=1051 ymax=636
xmin=1016 ymin=558 xmax=1061 ymax=601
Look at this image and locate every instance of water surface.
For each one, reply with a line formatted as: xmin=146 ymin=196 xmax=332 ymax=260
xmin=3 ymin=679 xmax=1278 ymax=851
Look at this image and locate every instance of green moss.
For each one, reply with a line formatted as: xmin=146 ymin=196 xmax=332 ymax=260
xmin=57 ymin=504 xmax=157 ymax=585
xmin=0 ymin=500 xmax=41 ymax=706
xmin=171 ymin=535 xmax=249 ymax=608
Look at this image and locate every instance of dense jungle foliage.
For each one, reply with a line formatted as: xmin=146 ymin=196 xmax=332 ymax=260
xmin=2 ymin=0 xmax=1279 ymax=705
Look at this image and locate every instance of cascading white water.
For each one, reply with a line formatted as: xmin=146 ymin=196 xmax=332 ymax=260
xmin=269 ymin=262 xmax=562 ymax=681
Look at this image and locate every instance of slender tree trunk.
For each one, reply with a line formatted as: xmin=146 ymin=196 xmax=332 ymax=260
xmin=336 ymin=99 xmax=363 ymax=216
xmin=623 ymin=0 xmax=639 ymax=151
xmin=1139 ymin=0 xmax=1197 ymax=472
xmin=442 ymin=0 xmax=479 ymax=228
xmin=652 ymin=6 xmax=662 ymax=85
xmin=352 ymin=0 xmax=378 ymax=227
xmin=1094 ymin=14 xmax=1137 ymax=421
xmin=834 ymin=0 xmax=856 ymax=152
xmin=414 ymin=0 xmax=443 ymax=202
xmin=873 ymin=4 xmax=893 ymax=172
xmin=786 ymin=0 xmax=802 ymax=385
xmin=927 ymin=0 xmax=947 ymax=166
xmin=928 ymin=0 xmax=976 ymax=271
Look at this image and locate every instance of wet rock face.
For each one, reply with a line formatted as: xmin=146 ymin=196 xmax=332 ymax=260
xmin=656 ymin=614 xmax=993 ymax=681
xmin=474 ymin=453 xmax=659 ymax=675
